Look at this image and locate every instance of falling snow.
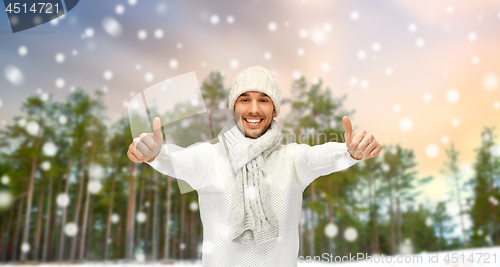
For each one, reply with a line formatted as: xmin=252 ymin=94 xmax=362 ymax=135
xmin=102 ymin=17 xmax=122 ymax=37
xmin=4 ymin=65 xmax=24 ymax=85
xmin=137 ymin=30 xmax=147 ymax=40
xmin=1 ymin=175 xmax=9 ymax=185
xmin=88 ymin=180 xmax=103 ymax=194
xmin=350 ymin=77 xmax=358 ymax=86
xmin=0 ymin=191 xmax=13 ymax=209
xmin=483 ymin=74 xmax=498 ymax=90
xmin=111 ymin=213 xmax=120 ymax=223
xmin=422 ymin=92 xmax=432 ymax=102
xmin=357 ymin=50 xmax=366 ymax=60
xmin=144 ymin=72 xmax=154 ymax=82
xmin=210 ymin=15 xmax=219 ymax=25
xmin=18 ymin=46 xmax=28 ymax=56
xmin=55 ymin=78 xmax=65 ymax=89
xmin=56 ymin=193 xmax=70 ymax=207
xmin=350 ymin=10 xmax=360 ymax=21
xmin=426 ymin=144 xmax=439 ymax=158
xmin=169 ymin=59 xmax=178 ymax=69
xmin=408 ymin=23 xmax=417 ymax=33
xmin=230 ymin=59 xmax=239 ymax=69
xmin=64 ymin=222 xmax=78 ymax=236
xmin=154 ymin=29 xmax=164 ymax=39
xmin=104 ymin=70 xmax=113 ymax=80
xmin=446 ymin=89 xmax=460 ymax=103
xmin=393 ymin=104 xmax=401 ymax=113
xmin=264 ymin=52 xmax=271 ymax=60
xmin=85 ymin=28 xmax=94 ymax=38
xmin=26 ymin=121 xmax=40 ymax=136
xmin=416 ymin=38 xmax=425 ymax=48
xmin=399 ymin=117 xmax=412 ymax=132
xmin=268 ymin=21 xmax=277 ymax=31
xmin=136 ymin=211 xmax=147 ymax=223
xmin=299 ymin=29 xmax=308 ymax=39
xmin=115 ymin=4 xmax=125 ymax=15
xmin=360 ymin=79 xmax=369 ymax=89
xmin=468 ymin=32 xmax=477 ymax=42
xmin=344 ymin=227 xmax=358 ymax=242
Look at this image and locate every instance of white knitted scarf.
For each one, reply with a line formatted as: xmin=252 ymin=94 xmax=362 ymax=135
xmin=218 ymin=118 xmax=282 ymax=244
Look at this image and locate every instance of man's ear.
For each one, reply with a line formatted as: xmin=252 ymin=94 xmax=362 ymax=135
xmin=273 ymin=109 xmax=276 ymax=117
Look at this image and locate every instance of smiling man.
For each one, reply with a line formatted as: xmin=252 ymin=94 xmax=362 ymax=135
xmin=127 ymin=66 xmax=381 ymax=266
xmin=233 ymin=91 xmax=275 ymax=138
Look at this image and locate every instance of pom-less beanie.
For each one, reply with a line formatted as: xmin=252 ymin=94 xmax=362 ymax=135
xmin=228 ymin=66 xmax=282 ymax=117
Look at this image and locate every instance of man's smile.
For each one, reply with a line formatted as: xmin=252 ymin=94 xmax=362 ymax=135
xmin=244 ymin=118 xmax=264 ymax=127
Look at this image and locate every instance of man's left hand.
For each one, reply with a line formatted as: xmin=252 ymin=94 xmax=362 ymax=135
xmin=343 ymin=116 xmax=381 ymax=160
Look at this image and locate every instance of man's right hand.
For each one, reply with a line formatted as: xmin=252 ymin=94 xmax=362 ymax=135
xmin=127 ymin=117 xmax=163 ymax=163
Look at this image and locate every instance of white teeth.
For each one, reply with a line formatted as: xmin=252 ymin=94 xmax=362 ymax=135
xmin=246 ymin=119 xmax=261 ymax=124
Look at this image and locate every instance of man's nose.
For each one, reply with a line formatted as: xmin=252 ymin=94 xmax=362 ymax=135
xmin=248 ymin=99 xmax=260 ymax=115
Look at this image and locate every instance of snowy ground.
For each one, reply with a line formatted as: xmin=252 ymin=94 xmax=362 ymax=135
xmin=3 ymin=247 xmax=500 ymax=266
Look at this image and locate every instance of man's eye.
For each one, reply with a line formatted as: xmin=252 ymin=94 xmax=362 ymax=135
xmin=260 ymin=99 xmax=268 ymax=102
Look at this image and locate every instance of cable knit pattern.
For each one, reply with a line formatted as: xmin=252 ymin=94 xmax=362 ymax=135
xmin=228 ymin=66 xmax=282 ymax=117
xmin=219 ymin=119 xmax=281 ymax=244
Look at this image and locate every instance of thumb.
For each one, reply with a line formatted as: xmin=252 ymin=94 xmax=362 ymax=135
xmin=152 ymin=117 xmax=163 ymax=145
xmin=343 ymin=116 xmax=353 ymax=143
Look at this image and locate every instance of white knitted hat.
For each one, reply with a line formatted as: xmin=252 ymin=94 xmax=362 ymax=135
xmin=228 ymin=66 xmax=282 ymax=117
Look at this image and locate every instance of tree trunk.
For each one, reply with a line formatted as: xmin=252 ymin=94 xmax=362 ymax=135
xmin=85 ymin=197 xmax=94 ymax=260
xmin=1 ymin=200 xmax=15 ymax=261
xmin=144 ymin=176 xmax=153 ymax=259
xmin=190 ymin=210 xmax=196 ymax=258
xmin=396 ymin=172 xmax=402 ymax=250
xmin=180 ymin=193 xmax=186 ymax=259
xmin=42 ymin=176 xmax=53 ymax=261
xmin=104 ymin=159 xmax=118 ymax=260
xmin=152 ymin=173 xmax=160 ymax=260
xmin=79 ymin=144 xmax=96 ymax=260
xmin=126 ymin=163 xmax=137 ymax=259
xmin=135 ymin=175 xmax=145 ymax=251
xmin=70 ymin=148 xmax=87 ymax=260
xmin=309 ymin=185 xmax=316 ymax=256
xmin=20 ymin=129 xmax=41 ymax=261
xmin=0 ymin=218 xmax=3 ymax=261
xmin=454 ymin=172 xmax=468 ymax=248
xmin=78 ymin=191 xmax=91 ymax=260
xmin=388 ymin=173 xmax=395 ymax=254
xmin=33 ymin=187 xmax=45 ymax=260
xmin=164 ymin=176 xmax=172 ymax=260
xmin=299 ymin=208 xmax=303 ymax=256
xmin=58 ymin=158 xmax=73 ymax=261
xmin=13 ymin=196 xmax=25 ymax=261
xmin=327 ymin=179 xmax=333 ymax=253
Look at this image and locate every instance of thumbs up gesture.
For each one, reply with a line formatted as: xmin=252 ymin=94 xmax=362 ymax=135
xmin=343 ymin=116 xmax=381 ymax=160
xmin=127 ymin=117 xmax=163 ymax=163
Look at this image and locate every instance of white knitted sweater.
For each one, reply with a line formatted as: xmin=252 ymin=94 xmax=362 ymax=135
xmin=147 ymin=140 xmax=361 ymax=267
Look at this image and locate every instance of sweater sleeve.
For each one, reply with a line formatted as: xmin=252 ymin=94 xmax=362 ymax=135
xmin=146 ymin=142 xmax=212 ymax=190
xmin=291 ymin=142 xmax=362 ymax=192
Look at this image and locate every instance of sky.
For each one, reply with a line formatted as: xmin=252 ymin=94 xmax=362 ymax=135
xmin=1 ymin=0 xmax=500 ymax=236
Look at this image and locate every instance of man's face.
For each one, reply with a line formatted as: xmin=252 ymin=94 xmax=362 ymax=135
xmin=234 ymin=91 xmax=276 ymax=139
